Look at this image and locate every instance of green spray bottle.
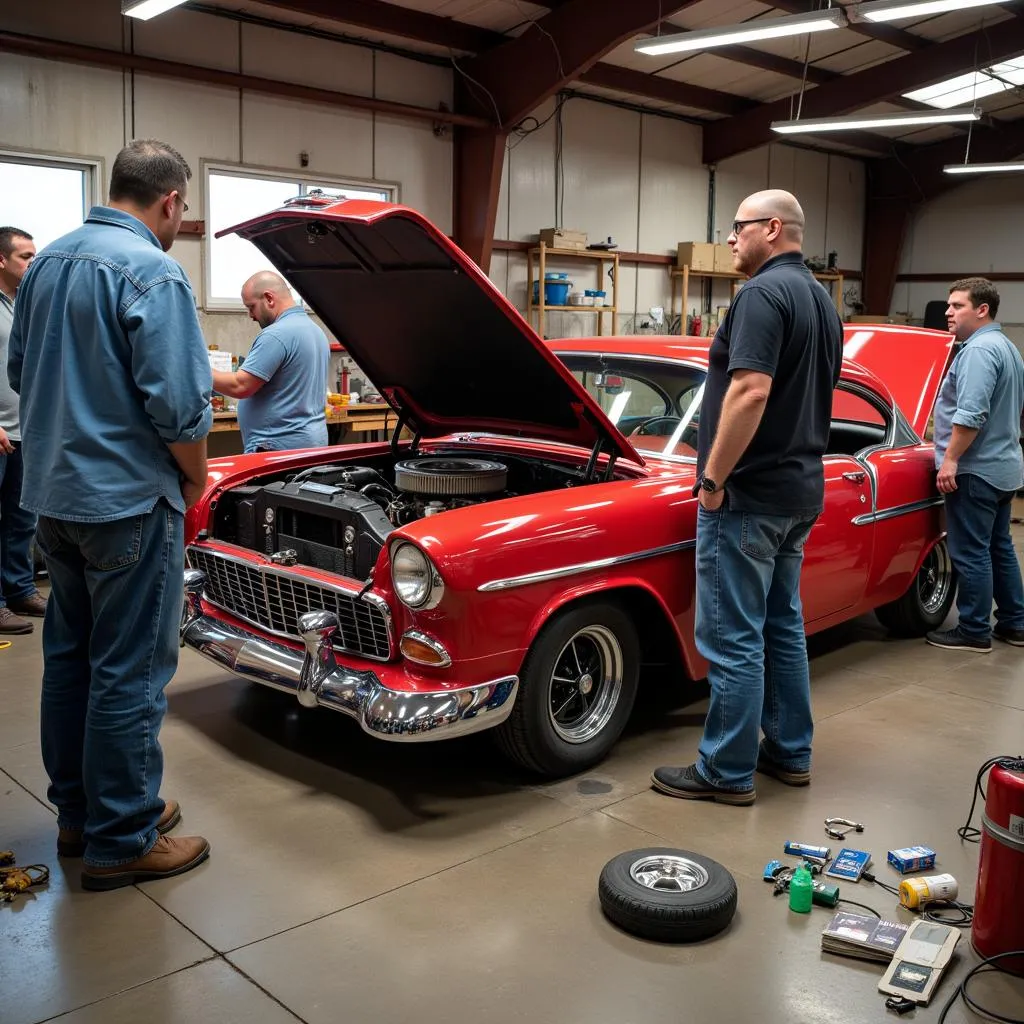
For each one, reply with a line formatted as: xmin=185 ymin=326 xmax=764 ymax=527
xmin=789 ymin=861 xmax=813 ymax=913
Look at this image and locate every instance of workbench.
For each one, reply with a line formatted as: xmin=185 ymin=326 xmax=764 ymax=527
xmin=208 ymin=404 xmax=398 ymax=457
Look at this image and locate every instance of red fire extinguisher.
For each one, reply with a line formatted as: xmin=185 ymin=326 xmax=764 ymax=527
xmin=972 ymin=760 xmax=1024 ymax=975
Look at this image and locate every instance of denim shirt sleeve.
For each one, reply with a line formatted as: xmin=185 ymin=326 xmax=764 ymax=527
xmin=7 ymin=291 xmax=26 ymax=395
xmin=124 ymin=279 xmax=213 ymax=443
xmin=952 ymin=344 xmax=999 ymax=430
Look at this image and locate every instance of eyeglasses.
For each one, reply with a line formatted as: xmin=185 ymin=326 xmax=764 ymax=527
xmin=171 ymin=192 xmax=189 ymax=214
xmin=731 ymin=217 xmax=776 ymax=235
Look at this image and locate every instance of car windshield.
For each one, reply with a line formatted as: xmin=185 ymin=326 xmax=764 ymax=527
xmin=557 ymin=353 xmax=706 ymax=461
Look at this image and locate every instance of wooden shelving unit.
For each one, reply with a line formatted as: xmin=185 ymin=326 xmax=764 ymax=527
xmin=669 ymin=266 xmax=844 ymax=335
xmin=527 ymin=243 xmax=619 ymax=338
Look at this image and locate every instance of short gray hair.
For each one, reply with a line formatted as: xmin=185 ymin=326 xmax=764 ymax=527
xmin=109 ymin=139 xmax=191 ymax=208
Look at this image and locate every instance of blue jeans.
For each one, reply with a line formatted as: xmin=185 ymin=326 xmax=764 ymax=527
xmin=35 ymin=502 xmax=184 ymax=867
xmin=0 ymin=443 xmax=39 ymax=607
xmin=945 ymin=473 xmax=1024 ymax=639
xmin=695 ymin=505 xmax=817 ymax=791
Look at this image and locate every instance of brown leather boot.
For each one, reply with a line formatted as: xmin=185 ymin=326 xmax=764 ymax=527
xmin=0 ymin=607 xmax=33 ymax=634
xmin=58 ymin=799 xmax=183 ymax=858
xmin=81 ymin=834 xmax=210 ymax=891
xmin=8 ymin=592 xmax=48 ymax=617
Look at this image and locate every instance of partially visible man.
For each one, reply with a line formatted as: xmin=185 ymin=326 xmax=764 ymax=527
xmin=652 ymin=189 xmax=843 ymax=805
xmin=9 ymin=139 xmax=213 ymax=889
xmin=211 ymin=271 xmax=330 ymax=453
xmin=927 ymin=277 xmax=1024 ymax=653
xmin=0 ymin=226 xmax=44 ymax=635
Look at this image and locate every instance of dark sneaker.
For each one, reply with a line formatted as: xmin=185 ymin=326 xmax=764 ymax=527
xmin=81 ymin=834 xmax=210 ymax=891
xmin=0 ymin=607 xmax=33 ymax=634
xmin=58 ymin=799 xmax=183 ymax=858
xmin=756 ymin=754 xmax=811 ymax=787
xmin=926 ymin=627 xmax=991 ymax=652
xmin=993 ymin=625 xmax=1024 ymax=647
xmin=650 ymin=763 xmax=755 ymax=805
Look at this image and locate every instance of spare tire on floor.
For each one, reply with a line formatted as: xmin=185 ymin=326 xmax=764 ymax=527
xmin=598 ymin=847 xmax=738 ymax=942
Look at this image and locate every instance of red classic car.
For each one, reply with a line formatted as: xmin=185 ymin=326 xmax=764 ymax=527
xmin=180 ymin=196 xmax=956 ymax=778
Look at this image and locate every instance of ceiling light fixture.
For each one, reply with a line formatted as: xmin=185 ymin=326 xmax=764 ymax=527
xmin=633 ymin=8 xmax=846 ymax=56
xmin=122 ymin=0 xmax=189 ymax=19
xmin=771 ymin=107 xmax=981 ymax=134
xmin=857 ymin=0 xmax=1007 ymax=23
xmin=943 ymin=161 xmax=1024 ymax=174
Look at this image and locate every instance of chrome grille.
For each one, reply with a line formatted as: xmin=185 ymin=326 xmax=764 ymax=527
xmin=188 ymin=546 xmax=391 ymax=661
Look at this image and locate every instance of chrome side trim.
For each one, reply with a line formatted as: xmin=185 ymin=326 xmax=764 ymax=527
xmin=181 ymin=610 xmax=518 ymax=742
xmin=852 ymin=496 xmax=944 ymax=526
xmin=477 ymin=539 xmax=696 ymax=593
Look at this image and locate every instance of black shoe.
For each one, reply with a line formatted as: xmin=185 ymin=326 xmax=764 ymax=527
xmin=650 ymin=763 xmax=755 ymax=805
xmin=756 ymin=753 xmax=811 ymax=787
xmin=925 ymin=627 xmax=991 ymax=653
xmin=993 ymin=625 xmax=1024 ymax=647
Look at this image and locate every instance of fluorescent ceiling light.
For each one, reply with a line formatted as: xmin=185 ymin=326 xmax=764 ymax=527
xmin=122 ymin=0 xmax=188 ymax=19
xmin=859 ymin=0 xmax=1006 ymax=22
xmin=634 ymin=9 xmax=845 ymax=56
xmin=771 ymin=107 xmax=981 ymax=133
xmin=943 ymin=162 xmax=1024 ymax=174
xmin=904 ymin=58 xmax=1024 ymax=109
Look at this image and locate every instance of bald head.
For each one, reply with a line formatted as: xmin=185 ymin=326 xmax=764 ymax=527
xmin=727 ymin=189 xmax=806 ymax=276
xmin=241 ymin=270 xmax=295 ymax=328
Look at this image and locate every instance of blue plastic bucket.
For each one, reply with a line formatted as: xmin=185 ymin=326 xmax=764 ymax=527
xmin=533 ymin=278 xmax=572 ymax=305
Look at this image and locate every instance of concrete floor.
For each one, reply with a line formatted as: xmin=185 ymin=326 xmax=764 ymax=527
xmin=3 ymin=580 xmax=1024 ymax=1024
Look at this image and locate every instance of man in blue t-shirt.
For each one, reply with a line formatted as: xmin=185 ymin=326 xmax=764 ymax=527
xmin=212 ymin=271 xmax=330 ymax=453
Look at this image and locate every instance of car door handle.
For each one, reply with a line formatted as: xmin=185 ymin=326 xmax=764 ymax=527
xmin=842 ymin=471 xmax=867 ymax=484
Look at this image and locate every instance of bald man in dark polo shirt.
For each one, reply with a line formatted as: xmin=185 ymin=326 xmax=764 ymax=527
xmin=653 ymin=189 xmax=843 ymax=805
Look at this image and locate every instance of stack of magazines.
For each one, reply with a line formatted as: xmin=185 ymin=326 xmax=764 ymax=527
xmin=820 ymin=911 xmax=910 ymax=963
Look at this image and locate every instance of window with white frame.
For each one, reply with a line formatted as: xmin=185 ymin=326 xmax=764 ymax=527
xmin=0 ymin=153 xmax=97 ymax=250
xmin=205 ymin=165 xmax=395 ymax=310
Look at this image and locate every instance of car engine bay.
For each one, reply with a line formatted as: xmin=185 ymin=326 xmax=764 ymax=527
xmin=208 ymin=451 xmax=603 ymax=580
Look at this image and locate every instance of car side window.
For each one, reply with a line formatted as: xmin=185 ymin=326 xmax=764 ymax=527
xmin=828 ymin=386 xmax=890 ymax=456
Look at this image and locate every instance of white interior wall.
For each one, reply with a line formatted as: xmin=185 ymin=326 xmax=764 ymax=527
xmin=894 ymin=175 xmax=1024 ymax=347
xmin=0 ymin=1 xmax=453 ymax=379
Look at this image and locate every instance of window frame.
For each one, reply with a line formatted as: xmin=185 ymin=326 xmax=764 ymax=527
xmin=0 ymin=147 xmax=103 ymax=244
xmin=202 ymin=161 xmax=400 ymax=313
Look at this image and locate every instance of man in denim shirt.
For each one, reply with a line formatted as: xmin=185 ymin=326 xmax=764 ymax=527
xmin=9 ymin=139 xmax=213 ymax=889
xmin=927 ymin=277 xmax=1024 ymax=653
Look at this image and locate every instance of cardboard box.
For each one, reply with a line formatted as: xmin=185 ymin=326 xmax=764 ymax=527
xmin=539 ymin=227 xmax=587 ymax=250
xmin=713 ymin=244 xmax=734 ymax=273
xmin=677 ymin=241 xmax=716 ymax=271
xmin=847 ymin=315 xmax=893 ymax=324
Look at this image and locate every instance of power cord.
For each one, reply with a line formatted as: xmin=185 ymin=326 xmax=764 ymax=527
xmin=957 ymin=754 xmax=1024 ymax=843
xmin=936 ymin=950 xmax=1024 ymax=1024
xmin=837 ymin=899 xmax=881 ymax=918
xmin=862 ymin=871 xmax=975 ymax=928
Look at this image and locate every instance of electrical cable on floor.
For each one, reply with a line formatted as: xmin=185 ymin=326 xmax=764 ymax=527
xmin=936 ymin=950 xmax=1024 ymax=1024
xmin=958 ymin=754 xmax=1024 ymax=843
xmin=836 ymin=898 xmax=881 ymax=918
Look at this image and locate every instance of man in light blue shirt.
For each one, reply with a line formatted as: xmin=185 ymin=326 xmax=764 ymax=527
xmin=9 ymin=138 xmax=212 ymax=888
xmin=928 ymin=277 xmax=1024 ymax=653
xmin=211 ymin=271 xmax=329 ymax=453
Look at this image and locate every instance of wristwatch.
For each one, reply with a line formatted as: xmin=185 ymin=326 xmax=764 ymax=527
xmin=692 ymin=474 xmax=720 ymax=497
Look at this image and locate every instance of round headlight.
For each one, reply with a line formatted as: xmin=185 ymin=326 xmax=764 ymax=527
xmin=391 ymin=542 xmax=442 ymax=609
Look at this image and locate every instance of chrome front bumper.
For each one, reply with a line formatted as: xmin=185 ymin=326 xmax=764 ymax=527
xmin=180 ymin=570 xmax=518 ymax=742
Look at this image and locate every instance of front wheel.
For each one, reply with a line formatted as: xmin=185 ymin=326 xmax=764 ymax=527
xmin=494 ymin=600 xmax=639 ymax=778
xmin=875 ymin=538 xmax=956 ymax=636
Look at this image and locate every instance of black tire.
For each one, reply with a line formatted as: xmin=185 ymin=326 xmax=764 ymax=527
xmin=494 ymin=599 xmax=639 ymax=778
xmin=598 ymin=848 xmax=738 ymax=942
xmin=875 ymin=538 xmax=957 ymax=636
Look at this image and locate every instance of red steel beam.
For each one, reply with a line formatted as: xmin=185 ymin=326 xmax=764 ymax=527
xmin=767 ymin=0 xmax=928 ymax=51
xmin=703 ymin=18 xmax=1024 ymax=164
xmin=452 ymin=125 xmax=506 ymax=271
xmin=0 ymin=30 xmax=490 ymax=128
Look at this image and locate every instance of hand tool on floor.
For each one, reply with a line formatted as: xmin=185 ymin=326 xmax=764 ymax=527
xmin=825 ymin=817 xmax=864 ymax=840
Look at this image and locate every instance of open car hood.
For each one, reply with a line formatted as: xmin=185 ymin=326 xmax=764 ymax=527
xmin=220 ymin=197 xmax=641 ymax=465
xmin=842 ymin=324 xmax=955 ymax=437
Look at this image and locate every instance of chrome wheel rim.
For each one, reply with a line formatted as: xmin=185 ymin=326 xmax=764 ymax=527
xmin=547 ymin=625 xmax=623 ymax=744
xmin=919 ymin=540 xmax=953 ymax=615
xmin=629 ymin=854 xmax=709 ymax=893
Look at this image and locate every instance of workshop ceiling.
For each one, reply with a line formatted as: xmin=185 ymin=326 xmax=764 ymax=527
xmin=189 ymin=0 xmax=1024 ymax=163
